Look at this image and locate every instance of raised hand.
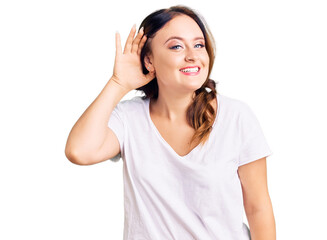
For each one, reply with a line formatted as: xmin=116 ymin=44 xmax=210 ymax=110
xmin=111 ymin=25 xmax=155 ymax=91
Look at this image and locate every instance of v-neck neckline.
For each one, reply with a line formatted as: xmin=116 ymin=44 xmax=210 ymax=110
xmin=145 ymin=93 xmax=220 ymax=159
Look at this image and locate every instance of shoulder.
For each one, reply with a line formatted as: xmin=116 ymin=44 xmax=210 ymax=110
xmin=117 ymin=95 xmax=146 ymax=109
xmin=118 ymin=95 xmax=144 ymax=105
xmin=218 ymin=93 xmax=252 ymax=116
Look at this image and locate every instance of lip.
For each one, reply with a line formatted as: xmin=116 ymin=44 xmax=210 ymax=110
xmin=179 ymin=66 xmax=201 ymax=76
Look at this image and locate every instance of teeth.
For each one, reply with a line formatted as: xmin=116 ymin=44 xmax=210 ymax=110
xmin=180 ymin=67 xmax=199 ymax=73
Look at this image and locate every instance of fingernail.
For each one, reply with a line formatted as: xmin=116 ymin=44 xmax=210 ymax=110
xmin=139 ymin=26 xmax=144 ymax=33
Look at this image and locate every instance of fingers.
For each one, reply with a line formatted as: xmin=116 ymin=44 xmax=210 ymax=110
xmin=131 ymin=27 xmax=144 ymax=54
xmin=123 ymin=24 xmax=136 ymax=54
xmin=115 ymin=32 xmax=122 ymax=56
xmin=137 ymin=34 xmax=147 ymax=55
xmin=122 ymin=24 xmax=147 ymax=55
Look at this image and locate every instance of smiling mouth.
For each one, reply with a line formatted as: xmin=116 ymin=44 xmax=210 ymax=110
xmin=179 ymin=67 xmax=200 ymax=73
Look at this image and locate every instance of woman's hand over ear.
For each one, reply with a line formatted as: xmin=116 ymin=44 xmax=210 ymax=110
xmin=111 ymin=25 xmax=155 ymax=91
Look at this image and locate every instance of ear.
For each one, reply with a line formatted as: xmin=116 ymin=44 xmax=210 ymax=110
xmin=144 ymin=54 xmax=155 ymax=72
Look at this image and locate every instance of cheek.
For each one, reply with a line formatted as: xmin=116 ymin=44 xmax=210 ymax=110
xmin=203 ymin=52 xmax=210 ymax=65
xmin=154 ymin=53 xmax=182 ymax=73
xmin=203 ymin=55 xmax=210 ymax=74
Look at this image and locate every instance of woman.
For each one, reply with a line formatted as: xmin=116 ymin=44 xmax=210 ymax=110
xmin=65 ymin=5 xmax=276 ymax=240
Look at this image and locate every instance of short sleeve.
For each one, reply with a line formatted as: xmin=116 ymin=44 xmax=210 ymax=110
xmin=238 ymin=102 xmax=273 ymax=167
xmin=107 ymin=102 xmax=125 ymax=162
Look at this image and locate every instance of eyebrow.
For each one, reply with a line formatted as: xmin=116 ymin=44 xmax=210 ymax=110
xmin=164 ymin=36 xmax=205 ymax=44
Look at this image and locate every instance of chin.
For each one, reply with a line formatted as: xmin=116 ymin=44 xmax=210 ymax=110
xmin=183 ymin=80 xmax=206 ymax=92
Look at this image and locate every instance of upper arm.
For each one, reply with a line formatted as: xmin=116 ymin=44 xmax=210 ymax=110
xmin=92 ymin=127 xmax=121 ymax=164
xmin=66 ymin=127 xmax=121 ymax=166
xmin=237 ymin=157 xmax=271 ymax=214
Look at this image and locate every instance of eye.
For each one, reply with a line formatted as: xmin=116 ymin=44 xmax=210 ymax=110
xmin=195 ymin=43 xmax=205 ymax=48
xmin=170 ymin=45 xmax=182 ymax=50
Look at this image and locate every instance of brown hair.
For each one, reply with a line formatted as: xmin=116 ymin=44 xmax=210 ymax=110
xmin=136 ymin=5 xmax=218 ymax=147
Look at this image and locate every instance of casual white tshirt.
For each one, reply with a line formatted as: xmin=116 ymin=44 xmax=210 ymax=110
xmin=108 ymin=93 xmax=273 ymax=240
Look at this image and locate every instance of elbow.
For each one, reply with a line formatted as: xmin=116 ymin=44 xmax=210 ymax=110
xmin=244 ymin=196 xmax=273 ymax=216
xmin=65 ymin=147 xmax=92 ymax=166
xmin=65 ymin=148 xmax=82 ymax=165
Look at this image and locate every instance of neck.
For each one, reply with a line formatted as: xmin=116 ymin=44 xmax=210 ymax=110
xmin=150 ymin=89 xmax=195 ymax=123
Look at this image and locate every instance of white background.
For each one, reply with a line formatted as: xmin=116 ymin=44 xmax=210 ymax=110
xmin=1 ymin=0 xmax=326 ymax=239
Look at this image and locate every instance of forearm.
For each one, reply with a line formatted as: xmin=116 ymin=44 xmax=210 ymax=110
xmin=246 ymin=205 xmax=276 ymax=240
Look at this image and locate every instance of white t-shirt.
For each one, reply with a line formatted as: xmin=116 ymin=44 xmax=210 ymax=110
xmin=108 ymin=93 xmax=273 ymax=240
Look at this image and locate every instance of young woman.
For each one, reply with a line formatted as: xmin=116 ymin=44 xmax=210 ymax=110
xmin=65 ymin=5 xmax=276 ymax=240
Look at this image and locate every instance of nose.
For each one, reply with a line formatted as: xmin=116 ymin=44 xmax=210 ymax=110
xmin=184 ymin=48 xmax=198 ymax=62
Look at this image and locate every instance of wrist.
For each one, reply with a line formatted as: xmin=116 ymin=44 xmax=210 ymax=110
xmin=109 ymin=76 xmax=132 ymax=93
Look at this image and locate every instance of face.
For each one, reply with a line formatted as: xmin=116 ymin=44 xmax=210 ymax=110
xmin=145 ymin=14 xmax=210 ymax=94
